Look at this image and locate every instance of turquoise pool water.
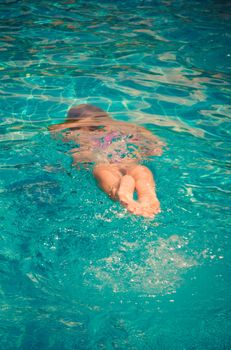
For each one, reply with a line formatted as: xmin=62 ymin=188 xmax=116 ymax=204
xmin=0 ymin=0 xmax=231 ymax=349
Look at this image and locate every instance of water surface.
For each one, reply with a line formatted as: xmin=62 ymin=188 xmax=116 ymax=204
xmin=0 ymin=0 xmax=231 ymax=349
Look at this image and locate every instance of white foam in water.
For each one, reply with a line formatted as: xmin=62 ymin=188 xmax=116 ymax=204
xmin=84 ymin=235 xmax=197 ymax=296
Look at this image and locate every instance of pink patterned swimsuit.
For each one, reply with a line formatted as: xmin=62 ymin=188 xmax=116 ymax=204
xmin=92 ymin=130 xmax=140 ymax=163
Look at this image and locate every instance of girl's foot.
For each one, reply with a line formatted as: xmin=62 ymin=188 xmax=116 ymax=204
xmin=139 ymin=196 xmax=161 ymax=218
xmin=117 ymin=175 xmax=141 ymax=214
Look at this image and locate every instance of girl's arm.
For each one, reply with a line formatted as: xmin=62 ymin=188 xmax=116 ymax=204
xmin=116 ymin=121 xmax=165 ymax=156
xmin=138 ymin=126 xmax=165 ymax=156
xmin=70 ymin=147 xmax=96 ymax=165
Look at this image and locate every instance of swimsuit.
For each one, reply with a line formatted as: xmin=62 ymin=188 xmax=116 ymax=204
xmin=66 ymin=126 xmax=142 ymax=164
xmin=92 ymin=130 xmax=141 ymax=164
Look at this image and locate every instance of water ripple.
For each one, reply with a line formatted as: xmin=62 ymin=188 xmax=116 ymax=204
xmin=1 ymin=0 xmax=231 ymax=349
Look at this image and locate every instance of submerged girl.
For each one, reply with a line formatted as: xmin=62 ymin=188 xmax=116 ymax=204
xmin=49 ymin=104 xmax=164 ymax=218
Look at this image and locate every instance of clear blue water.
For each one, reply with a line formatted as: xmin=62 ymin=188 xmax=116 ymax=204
xmin=0 ymin=0 xmax=231 ymax=349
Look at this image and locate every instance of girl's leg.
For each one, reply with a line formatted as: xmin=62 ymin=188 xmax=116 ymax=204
xmin=117 ymin=175 xmax=135 ymax=204
xmin=127 ymin=165 xmax=160 ymax=217
xmin=117 ymin=175 xmax=141 ymax=214
xmin=93 ymin=164 xmax=122 ymax=199
xmin=93 ymin=164 xmax=140 ymax=214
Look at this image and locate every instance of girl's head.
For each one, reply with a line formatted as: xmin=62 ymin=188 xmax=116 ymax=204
xmin=66 ymin=104 xmax=110 ymax=122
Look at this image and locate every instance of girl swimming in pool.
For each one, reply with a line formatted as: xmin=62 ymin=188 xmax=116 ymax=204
xmin=49 ymin=104 xmax=164 ymax=218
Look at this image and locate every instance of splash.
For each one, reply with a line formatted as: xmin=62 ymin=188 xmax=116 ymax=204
xmin=84 ymin=235 xmax=197 ymax=296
